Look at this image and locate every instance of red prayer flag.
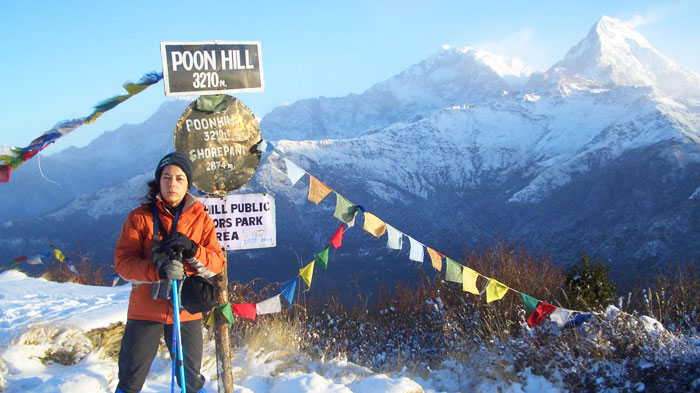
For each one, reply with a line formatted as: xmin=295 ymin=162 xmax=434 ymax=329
xmin=330 ymin=223 xmax=344 ymax=250
xmin=231 ymin=303 xmax=257 ymax=321
xmin=527 ymin=302 xmax=557 ymax=327
xmin=12 ymin=255 xmax=27 ymax=262
xmin=20 ymin=150 xmax=38 ymax=162
xmin=0 ymin=166 xmax=10 ymax=183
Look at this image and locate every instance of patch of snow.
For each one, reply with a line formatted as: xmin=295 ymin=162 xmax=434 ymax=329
xmin=523 ymin=93 xmax=541 ymax=102
xmin=640 ymin=315 xmax=665 ymax=339
xmin=0 ymin=271 xmax=130 ymax=345
xmin=605 ymin=305 xmax=622 ymax=319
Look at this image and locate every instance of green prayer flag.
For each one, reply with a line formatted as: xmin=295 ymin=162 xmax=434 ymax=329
xmin=334 ymin=193 xmax=358 ymax=224
xmin=316 ymin=245 xmax=329 ymax=269
xmin=520 ymin=293 xmax=540 ymax=313
xmin=445 ymin=257 xmax=463 ymax=283
xmin=196 ymin=94 xmax=230 ymax=112
xmin=218 ymin=302 xmax=235 ymax=324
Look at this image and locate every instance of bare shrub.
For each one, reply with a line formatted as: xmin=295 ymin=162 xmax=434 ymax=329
xmin=40 ymin=251 xmax=105 ymax=286
xmin=626 ymin=262 xmax=700 ymax=334
xmin=463 ymin=242 xmax=564 ymax=302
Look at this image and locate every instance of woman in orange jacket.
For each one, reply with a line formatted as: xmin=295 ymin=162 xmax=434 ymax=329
xmin=114 ymin=152 xmax=225 ymax=393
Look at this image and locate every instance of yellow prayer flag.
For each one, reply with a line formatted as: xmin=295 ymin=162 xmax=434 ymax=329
xmin=299 ymin=260 xmax=315 ymax=289
xmin=307 ymin=175 xmax=332 ymax=204
xmin=206 ymin=309 xmax=216 ymax=326
xmin=426 ymin=247 xmax=442 ymax=271
xmin=53 ymin=248 xmax=65 ymax=262
xmin=485 ymin=278 xmax=509 ymax=303
xmin=462 ymin=267 xmax=480 ymax=295
xmin=362 ymin=212 xmax=387 ymax=237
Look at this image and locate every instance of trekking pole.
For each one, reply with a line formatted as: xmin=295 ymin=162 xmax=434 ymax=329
xmin=171 ymin=297 xmax=177 ymax=393
xmin=171 ymin=250 xmax=187 ymax=393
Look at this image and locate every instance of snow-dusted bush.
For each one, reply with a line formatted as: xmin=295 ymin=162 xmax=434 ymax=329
xmin=218 ymin=244 xmax=700 ymax=390
xmin=505 ymin=306 xmax=700 ymax=391
xmin=248 ymin=274 xmax=700 ymax=391
xmin=12 ymin=325 xmax=93 ymax=366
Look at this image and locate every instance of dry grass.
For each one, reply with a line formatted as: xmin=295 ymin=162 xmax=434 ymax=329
xmin=85 ymin=322 xmax=125 ymax=362
xmin=15 ymin=325 xmax=94 ymax=366
xmin=463 ymin=241 xmax=565 ymax=303
xmin=624 ymin=262 xmax=700 ymax=333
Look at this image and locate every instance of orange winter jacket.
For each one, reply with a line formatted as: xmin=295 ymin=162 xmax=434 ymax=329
xmin=114 ymin=193 xmax=225 ymax=324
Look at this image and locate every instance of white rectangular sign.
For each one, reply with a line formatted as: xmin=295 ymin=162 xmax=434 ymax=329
xmin=198 ymin=193 xmax=276 ymax=250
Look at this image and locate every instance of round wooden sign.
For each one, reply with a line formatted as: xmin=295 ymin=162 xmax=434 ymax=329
xmin=174 ymin=95 xmax=261 ymax=195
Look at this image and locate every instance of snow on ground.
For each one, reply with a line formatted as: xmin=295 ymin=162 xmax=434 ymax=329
xmin=0 ymin=270 xmax=565 ymax=393
xmin=0 ymin=270 xmax=130 ymax=344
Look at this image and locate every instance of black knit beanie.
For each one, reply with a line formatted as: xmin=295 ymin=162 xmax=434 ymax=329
xmin=155 ymin=152 xmax=193 ymax=187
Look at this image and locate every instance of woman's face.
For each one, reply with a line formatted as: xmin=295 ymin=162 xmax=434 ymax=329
xmin=159 ymin=165 xmax=188 ymax=207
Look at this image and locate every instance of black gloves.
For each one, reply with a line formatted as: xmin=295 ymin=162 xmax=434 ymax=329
xmin=151 ymin=247 xmax=170 ymax=271
xmin=150 ymin=232 xmax=197 ymax=283
xmin=159 ymin=258 xmax=185 ymax=281
xmin=162 ymin=232 xmax=199 ymax=259
xmin=151 ymin=245 xmax=185 ymax=281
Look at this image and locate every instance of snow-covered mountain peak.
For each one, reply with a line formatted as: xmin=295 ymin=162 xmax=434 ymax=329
xmin=260 ymin=45 xmax=533 ymax=141
xmin=454 ymin=46 xmax=534 ymax=81
xmin=404 ymin=46 xmax=533 ymax=89
xmin=594 ymin=15 xmax=653 ymax=52
xmin=537 ymin=16 xmax=700 ymax=99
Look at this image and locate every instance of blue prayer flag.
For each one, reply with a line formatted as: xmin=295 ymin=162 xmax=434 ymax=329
xmin=280 ymin=278 xmax=297 ymax=306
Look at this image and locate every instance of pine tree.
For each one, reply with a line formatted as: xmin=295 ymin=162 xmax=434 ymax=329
xmin=564 ymin=253 xmax=616 ymax=311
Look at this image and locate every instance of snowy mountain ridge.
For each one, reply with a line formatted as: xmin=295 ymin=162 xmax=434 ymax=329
xmin=442 ymin=45 xmax=535 ymax=86
xmin=259 ymin=46 xmax=533 ymax=141
xmin=2 ymin=16 xmax=700 ymax=274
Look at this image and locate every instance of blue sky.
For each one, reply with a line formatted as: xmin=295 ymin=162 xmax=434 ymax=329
xmin=1 ymin=0 xmax=698 ymax=154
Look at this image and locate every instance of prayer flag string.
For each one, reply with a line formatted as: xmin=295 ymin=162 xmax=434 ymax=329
xmin=252 ymin=141 xmax=595 ymax=328
xmin=1 ymin=71 xmax=163 ymax=182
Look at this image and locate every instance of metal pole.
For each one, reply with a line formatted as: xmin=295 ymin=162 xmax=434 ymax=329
xmin=214 ymin=250 xmax=234 ymax=393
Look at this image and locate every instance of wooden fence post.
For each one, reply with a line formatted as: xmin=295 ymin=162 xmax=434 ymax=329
xmin=214 ymin=251 xmax=234 ymax=393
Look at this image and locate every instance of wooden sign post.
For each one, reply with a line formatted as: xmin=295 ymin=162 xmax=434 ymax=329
xmin=162 ymin=41 xmax=267 ymax=393
xmin=213 ymin=253 xmax=234 ymax=393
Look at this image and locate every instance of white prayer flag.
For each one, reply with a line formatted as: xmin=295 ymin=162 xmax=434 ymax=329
xmin=27 ymin=255 xmax=43 ymax=265
xmin=386 ymin=224 xmax=403 ymax=250
xmin=549 ymin=308 xmax=574 ymax=328
xmin=67 ymin=262 xmax=79 ymax=275
xmin=284 ymin=158 xmax=306 ymax=185
xmin=407 ymin=236 xmax=424 ymax=263
xmin=256 ymin=294 xmax=283 ymax=315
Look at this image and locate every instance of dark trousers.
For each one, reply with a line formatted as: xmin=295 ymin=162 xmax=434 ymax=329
xmin=116 ymin=319 xmax=205 ymax=393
